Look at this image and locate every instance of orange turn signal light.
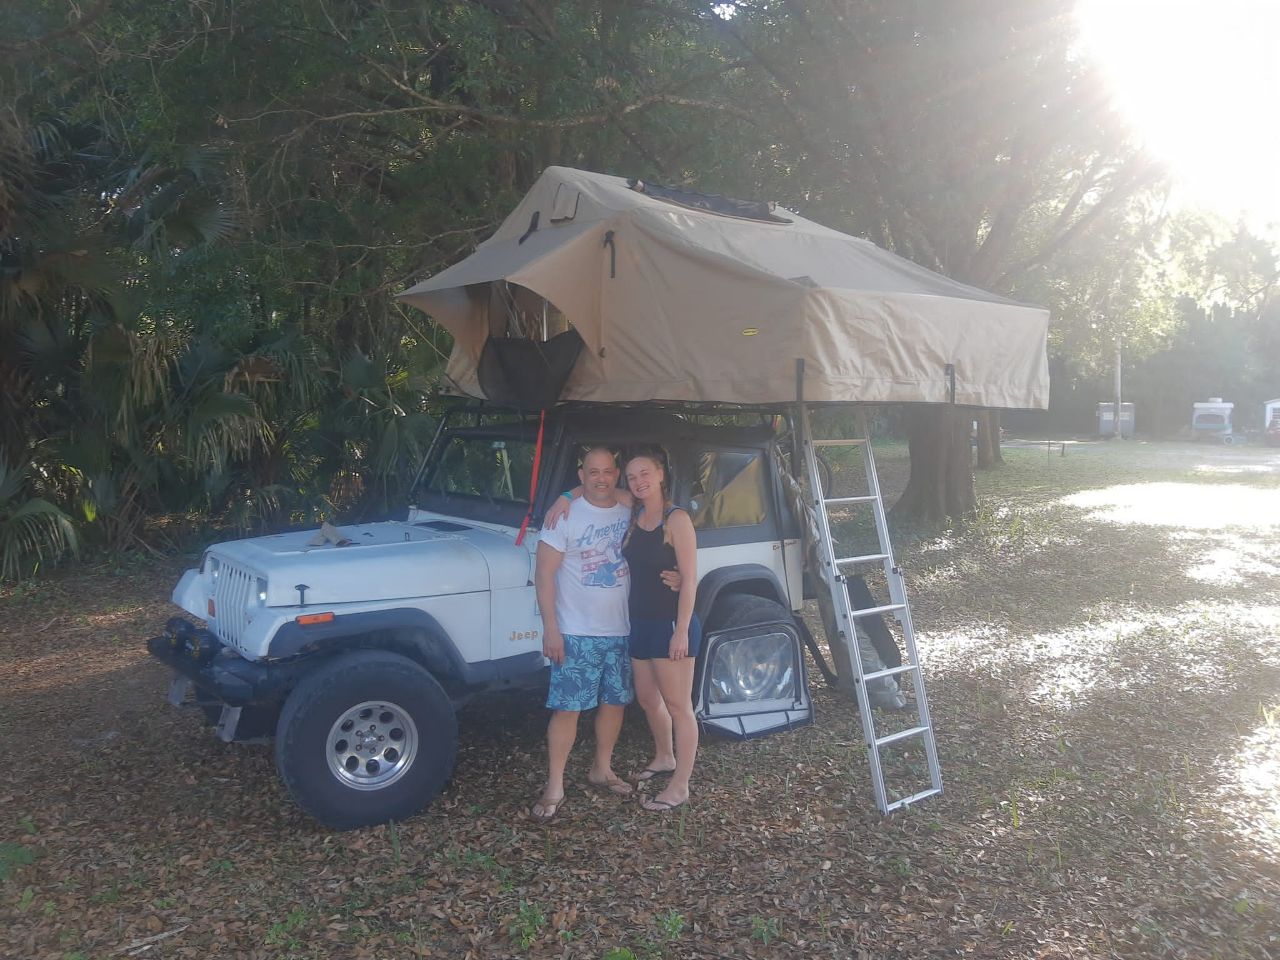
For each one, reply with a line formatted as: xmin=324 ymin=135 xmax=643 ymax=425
xmin=295 ymin=612 xmax=335 ymax=626
xmin=207 ymin=599 xmax=216 ymax=618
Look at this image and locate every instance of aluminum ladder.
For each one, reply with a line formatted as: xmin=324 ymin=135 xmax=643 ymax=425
xmin=795 ymin=401 xmax=943 ymax=813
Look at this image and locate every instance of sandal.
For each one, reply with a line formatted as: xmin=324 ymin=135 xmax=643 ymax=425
xmin=641 ymin=796 xmax=688 ymax=813
xmin=632 ymin=766 xmax=676 ymax=783
xmin=587 ymin=776 xmax=634 ymax=797
xmin=529 ymin=794 xmax=566 ymax=822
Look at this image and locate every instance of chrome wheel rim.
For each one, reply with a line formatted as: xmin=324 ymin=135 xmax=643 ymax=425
xmin=326 ymin=700 xmax=418 ymax=791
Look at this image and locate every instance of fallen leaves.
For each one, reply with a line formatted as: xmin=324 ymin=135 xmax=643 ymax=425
xmin=1 ymin=444 xmax=1278 ymax=958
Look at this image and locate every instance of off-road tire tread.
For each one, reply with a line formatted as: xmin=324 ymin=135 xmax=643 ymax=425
xmin=275 ymin=650 xmax=457 ymax=830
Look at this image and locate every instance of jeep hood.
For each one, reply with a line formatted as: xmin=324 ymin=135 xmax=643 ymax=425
xmin=205 ymin=518 xmax=533 ymax=606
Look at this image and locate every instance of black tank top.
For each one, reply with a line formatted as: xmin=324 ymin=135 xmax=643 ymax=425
xmin=622 ymin=509 xmax=680 ymax=621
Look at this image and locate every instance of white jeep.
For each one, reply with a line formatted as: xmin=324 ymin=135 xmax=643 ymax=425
xmin=149 ymin=404 xmax=849 ymax=829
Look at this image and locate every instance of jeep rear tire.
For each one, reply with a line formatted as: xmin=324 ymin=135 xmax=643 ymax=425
xmin=275 ymin=651 xmax=457 ymax=830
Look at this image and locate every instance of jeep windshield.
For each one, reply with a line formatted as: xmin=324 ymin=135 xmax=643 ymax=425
xmin=417 ymin=430 xmax=537 ymax=526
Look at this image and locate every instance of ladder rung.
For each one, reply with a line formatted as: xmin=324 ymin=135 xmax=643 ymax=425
xmin=824 ymin=495 xmax=877 ymax=505
xmin=875 ymin=725 xmax=930 ymax=747
xmin=812 ymin=438 xmax=867 ymax=446
xmin=846 ymin=602 xmax=905 ymax=619
xmin=885 ymin=787 xmax=943 ymax=812
xmin=834 ymin=553 xmax=888 ymax=566
xmin=863 ymin=662 xmax=919 ymax=682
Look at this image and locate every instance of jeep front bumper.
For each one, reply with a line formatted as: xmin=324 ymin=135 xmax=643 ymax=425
xmin=147 ymin=618 xmax=305 ymax=707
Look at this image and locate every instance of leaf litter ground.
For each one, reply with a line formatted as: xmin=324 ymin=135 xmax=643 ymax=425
xmin=1 ymin=440 xmax=1277 ymax=959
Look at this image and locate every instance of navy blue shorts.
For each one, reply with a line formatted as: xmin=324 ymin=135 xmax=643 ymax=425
xmin=628 ymin=614 xmax=703 ymax=661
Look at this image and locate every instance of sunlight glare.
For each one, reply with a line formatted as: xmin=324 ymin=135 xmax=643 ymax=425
xmin=1220 ymin=710 xmax=1280 ymax=853
xmin=1060 ymin=482 xmax=1280 ymax=530
xmin=1075 ymin=0 xmax=1280 ymax=226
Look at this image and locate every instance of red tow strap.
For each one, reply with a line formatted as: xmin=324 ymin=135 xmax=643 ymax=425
xmin=514 ymin=409 xmax=546 ymax=546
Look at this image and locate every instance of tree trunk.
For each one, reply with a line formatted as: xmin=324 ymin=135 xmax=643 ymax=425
xmin=891 ymin=406 xmax=976 ymax=525
xmin=975 ymin=410 xmax=1004 ymax=469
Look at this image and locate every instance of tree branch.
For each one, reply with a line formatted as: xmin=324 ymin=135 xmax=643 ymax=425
xmin=230 ymin=92 xmax=753 ymax=134
xmin=996 ymin=157 xmax=1165 ymax=286
xmin=0 ymin=0 xmax=111 ymax=53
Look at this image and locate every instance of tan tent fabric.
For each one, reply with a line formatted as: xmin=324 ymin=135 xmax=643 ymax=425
xmin=398 ymin=167 xmax=1049 ymax=408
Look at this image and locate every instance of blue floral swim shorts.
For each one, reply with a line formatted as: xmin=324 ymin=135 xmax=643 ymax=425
xmin=546 ymin=634 xmax=634 ymax=712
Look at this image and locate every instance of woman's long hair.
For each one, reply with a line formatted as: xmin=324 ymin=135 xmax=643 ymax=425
xmin=621 ymin=447 xmax=674 ymax=549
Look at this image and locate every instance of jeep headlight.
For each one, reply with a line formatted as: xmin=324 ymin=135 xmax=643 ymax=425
xmin=207 ymin=555 xmax=221 ymax=583
xmin=256 ymin=577 xmax=268 ymax=606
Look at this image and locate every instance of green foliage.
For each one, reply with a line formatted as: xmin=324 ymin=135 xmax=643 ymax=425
xmin=0 ymin=457 xmax=77 ymax=580
xmin=510 ymin=900 xmax=546 ymax=949
xmin=0 ymin=842 xmax=35 ymax=881
xmin=1126 ymin=297 xmax=1280 ymax=434
xmin=657 ymin=909 xmax=686 ymax=941
xmin=1 ymin=0 xmax=1276 ymax=548
xmin=264 ymin=907 xmax=309 ymax=948
xmin=750 ymin=915 xmax=781 ymax=945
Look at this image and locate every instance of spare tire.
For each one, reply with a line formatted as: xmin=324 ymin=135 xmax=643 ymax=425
xmin=707 ymin=593 xmax=791 ymax=631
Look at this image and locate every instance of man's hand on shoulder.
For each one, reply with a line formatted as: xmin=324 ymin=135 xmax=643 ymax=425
xmin=543 ymin=493 xmax=573 ymax=529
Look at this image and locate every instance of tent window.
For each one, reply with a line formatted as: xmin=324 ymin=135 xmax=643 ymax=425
xmin=689 ymin=450 xmax=767 ymax=529
xmin=491 ymin=282 xmax=569 ymax=341
xmin=627 ymin=178 xmax=792 ymax=224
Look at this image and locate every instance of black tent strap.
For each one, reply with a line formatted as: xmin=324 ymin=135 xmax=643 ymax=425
xmin=603 ymin=230 xmax=616 ymax=278
xmin=518 ymin=210 xmax=540 ymax=244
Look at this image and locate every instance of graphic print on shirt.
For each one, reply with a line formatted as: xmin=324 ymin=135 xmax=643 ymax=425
xmin=576 ymin=519 xmax=630 ymax=588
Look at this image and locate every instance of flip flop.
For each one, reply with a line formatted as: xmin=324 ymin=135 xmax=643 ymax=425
xmin=641 ymin=796 xmax=688 ymax=813
xmin=529 ymin=794 xmax=566 ymax=822
xmin=587 ymin=776 xmax=634 ymax=797
xmin=632 ymin=767 xmax=676 ymax=783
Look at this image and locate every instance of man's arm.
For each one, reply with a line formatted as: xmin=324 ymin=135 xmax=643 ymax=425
xmin=535 ymin=541 xmax=566 ymax=664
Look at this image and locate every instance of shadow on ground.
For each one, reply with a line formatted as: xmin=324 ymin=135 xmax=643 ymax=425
xmin=1 ymin=442 xmax=1277 ymax=959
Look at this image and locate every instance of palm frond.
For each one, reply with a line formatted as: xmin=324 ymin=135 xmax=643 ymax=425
xmin=184 ymin=389 xmax=271 ymax=469
xmin=339 ymin=348 xmax=384 ymax=393
xmin=0 ymin=455 xmax=77 ymax=581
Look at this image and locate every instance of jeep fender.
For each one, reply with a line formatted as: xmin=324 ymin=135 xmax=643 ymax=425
xmin=695 ymin=564 xmax=789 ymax=624
xmin=267 ymin=608 xmax=543 ymax=698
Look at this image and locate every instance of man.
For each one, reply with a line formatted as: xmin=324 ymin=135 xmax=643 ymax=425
xmin=530 ymin=447 xmax=636 ymax=820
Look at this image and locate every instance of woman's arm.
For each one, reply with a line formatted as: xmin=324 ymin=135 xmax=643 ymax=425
xmin=667 ymin=509 xmax=698 ymax=660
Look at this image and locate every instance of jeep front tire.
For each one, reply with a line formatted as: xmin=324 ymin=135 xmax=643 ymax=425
xmin=275 ymin=651 xmax=458 ymax=830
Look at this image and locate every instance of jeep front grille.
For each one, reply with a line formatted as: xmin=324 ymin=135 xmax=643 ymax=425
xmin=212 ymin=559 xmax=255 ymax=646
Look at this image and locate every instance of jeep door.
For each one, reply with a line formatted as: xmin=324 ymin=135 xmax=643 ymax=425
xmin=684 ymin=442 xmax=790 ymax=596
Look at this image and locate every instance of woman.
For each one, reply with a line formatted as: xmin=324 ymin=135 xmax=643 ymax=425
xmin=620 ymin=448 xmax=700 ymax=812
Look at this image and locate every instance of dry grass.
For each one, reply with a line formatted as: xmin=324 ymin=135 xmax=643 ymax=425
xmin=1 ymin=440 xmax=1277 ymax=959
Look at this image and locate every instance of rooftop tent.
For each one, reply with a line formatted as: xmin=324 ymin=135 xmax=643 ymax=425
xmin=397 ymin=166 xmax=1050 ymax=409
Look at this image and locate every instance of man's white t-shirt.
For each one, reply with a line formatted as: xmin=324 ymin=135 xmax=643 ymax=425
xmin=539 ymin=498 xmax=631 ymax=637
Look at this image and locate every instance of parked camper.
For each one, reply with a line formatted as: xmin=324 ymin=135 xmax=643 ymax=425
xmin=1192 ymin=398 xmax=1235 ymax=443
